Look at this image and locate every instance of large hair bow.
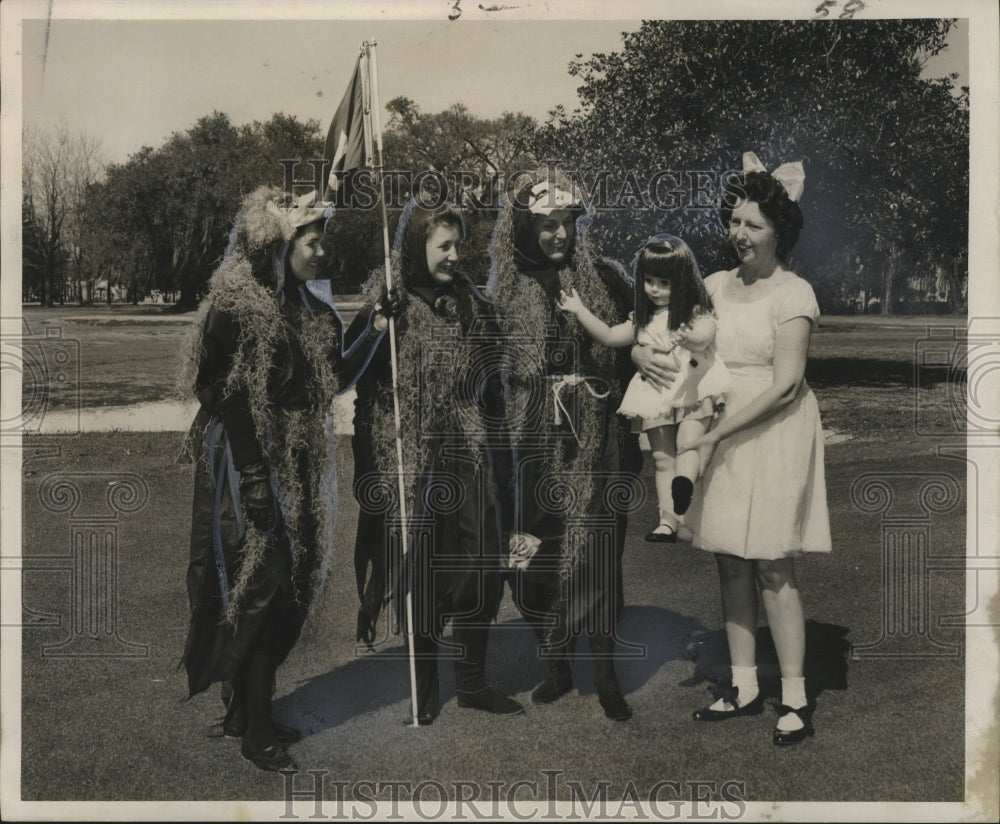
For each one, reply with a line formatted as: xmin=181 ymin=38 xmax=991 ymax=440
xmin=742 ymin=151 xmax=805 ymax=202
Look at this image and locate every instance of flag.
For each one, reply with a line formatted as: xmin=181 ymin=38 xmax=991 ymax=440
xmin=323 ymin=54 xmax=372 ymax=203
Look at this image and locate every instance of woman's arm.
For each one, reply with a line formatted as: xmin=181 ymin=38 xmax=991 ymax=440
xmin=681 ymin=316 xmax=812 ymax=452
xmin=558 ymin=288 xmax=634 ymax=347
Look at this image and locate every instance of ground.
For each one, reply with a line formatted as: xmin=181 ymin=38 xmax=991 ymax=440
xmin=7 ymin=306 xmax=993 ymax=818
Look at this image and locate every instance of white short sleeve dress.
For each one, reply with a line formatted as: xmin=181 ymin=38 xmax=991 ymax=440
xmin=683 ymin=269 xmax=832 ymax=559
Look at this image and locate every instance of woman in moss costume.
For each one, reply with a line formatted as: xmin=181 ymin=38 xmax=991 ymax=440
xmin=487 ymin=171 xmax=640 ymax=721
xmin=349 ymin=199 xmax=524 ymax=724
xmin=181 ymin=187 xmax=388 ymax=771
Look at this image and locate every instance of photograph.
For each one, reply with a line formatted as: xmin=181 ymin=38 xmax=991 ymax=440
xmin=2 ymin=0 xmax=997 ymax=821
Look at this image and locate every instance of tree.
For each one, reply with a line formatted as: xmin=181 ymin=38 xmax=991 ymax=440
xmin=22 ymin=123 xmax=106 ymax=306
xmin=536 ymin=19 xmax=968 ymax=313
xmin=82 ymin=112 xmax=324 ymax=308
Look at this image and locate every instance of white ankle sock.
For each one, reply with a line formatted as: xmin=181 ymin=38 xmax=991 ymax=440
xmin=709 ymin=665 xmax=758 ymax=711
xmin=777 ymin=676 xmax=807 ymax=731
xmin=731 ymin=665 xmax=759 ymax=706
xmin=780 ymin=676 xmax=807 ymax=708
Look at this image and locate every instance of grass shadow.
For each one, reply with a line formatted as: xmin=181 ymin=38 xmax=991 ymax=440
xmin=680 ymin=619 xmax=851 ymax=703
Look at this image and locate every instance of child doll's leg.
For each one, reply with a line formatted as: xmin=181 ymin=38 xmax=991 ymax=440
xmin=671 ymin=416 xmax=711 ymax=515
xmin=645 ymin=425 xmax=679 ymax=542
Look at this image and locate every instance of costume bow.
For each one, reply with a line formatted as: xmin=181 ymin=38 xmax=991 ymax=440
xmin=742 ymin=151 xmax=805 ymax=202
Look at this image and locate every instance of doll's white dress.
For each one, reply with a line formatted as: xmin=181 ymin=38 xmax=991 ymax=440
xmin=617 ymin=307 xmax=731 ymax=430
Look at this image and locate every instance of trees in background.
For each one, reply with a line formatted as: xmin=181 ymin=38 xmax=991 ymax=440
xmin=22 ymin=123 xmax=106 ymax=306
xmin=22 ymin=20 xmax=968 ymax=312
xmin=536 ymin=19 xmax=968 ymax=314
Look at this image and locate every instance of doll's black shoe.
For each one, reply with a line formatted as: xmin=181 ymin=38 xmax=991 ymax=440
xmin=240 ymin=740 xmax=297 ymax=772
xmin=671 ymin=476 xmax=694 ymax=515
xmin=457 ymin=686 xmax=525 ymax=716
xmin=771 ymin=703 xmax=815 ymax=746
xmin=693 ymin=686 xmax=764 ymax=721
xmin=645 ymin=523 xmax=678 ymax=543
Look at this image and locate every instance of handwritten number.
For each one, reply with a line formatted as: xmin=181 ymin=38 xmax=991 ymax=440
xmin=840 ymin=0 xmax=865 ymax=19
xmin=448 ymin=0 xmax=462 ymax=21
xmin=813 ymin=0 xmax=836 ymax=18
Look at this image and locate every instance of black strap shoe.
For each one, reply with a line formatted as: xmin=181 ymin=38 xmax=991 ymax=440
xmin=771 ymin=703 xmax=815 ymax=746
xmin=692 ymin=685 xmax=764 ymax=721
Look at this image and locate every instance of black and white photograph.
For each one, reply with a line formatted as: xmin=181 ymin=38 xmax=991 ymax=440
xmin=1 ymin=0 xmax=997 ymax=821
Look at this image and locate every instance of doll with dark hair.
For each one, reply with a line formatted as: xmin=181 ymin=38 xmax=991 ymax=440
xmin=560 ymin=233 xmax=731 ymax=541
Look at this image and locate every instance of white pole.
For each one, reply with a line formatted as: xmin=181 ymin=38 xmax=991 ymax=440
xmin=367 ymin=39 xmax=421 ymax=729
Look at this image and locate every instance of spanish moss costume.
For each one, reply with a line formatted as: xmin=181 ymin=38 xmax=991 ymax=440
xmin=349 ymin=200 xmax=522 ymax=723
xmin=486 ymin=171 xmax=640 ymax=720
xmin=180 ymin=187 xmax=375 ymax=736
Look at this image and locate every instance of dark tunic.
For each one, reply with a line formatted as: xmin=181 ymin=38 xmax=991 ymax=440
xmin=182 ymin=281 xmax=369 ymax=697
xmin=500 ymin=258 xmax=640 ymax=647
xmin=349 ymin=273 xmax=507 ymax=648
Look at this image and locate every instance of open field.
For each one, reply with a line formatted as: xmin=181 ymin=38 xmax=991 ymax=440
xmin=17 ymin=305 xmax=969 ymax=452
xmin=8 ymin=305 xmax=985 ymax=815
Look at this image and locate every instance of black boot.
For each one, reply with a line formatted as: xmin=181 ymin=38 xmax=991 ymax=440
xmin=531 ymin=643 xmax=574 ymax=705
xmin=590 ymin=632 xmax=632 ymax=721
xmin=240 ymin=646 xmax=296 ymax=771
xmin=453 ymin=622 xmax=524 ymax=716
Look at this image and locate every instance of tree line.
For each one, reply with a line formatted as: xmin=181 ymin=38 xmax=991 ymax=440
xmin=22 ymin=19 xmax=967 ymax=314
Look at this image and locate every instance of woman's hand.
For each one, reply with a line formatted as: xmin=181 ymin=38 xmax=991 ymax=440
xmin=373 ymin=286 xmax=402 ymax=332
xmin=677 ymin=429 xmax=721 ymax=476
xmin=557 ymin=288 xmax=584 ymax=315
xmin=631 ymin=343 xmax=680 ymax=391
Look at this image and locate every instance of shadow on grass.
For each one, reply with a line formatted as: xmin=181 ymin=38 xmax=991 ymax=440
xmin=279 ymin=606 xmax=707 ymax=734
xmin=680 ymin=619 xmax=851 ymax=703
xmin=807 ymin=358 xmax=958 ymax=389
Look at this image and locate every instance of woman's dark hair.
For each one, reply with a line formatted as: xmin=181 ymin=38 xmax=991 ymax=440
xmin=721 ymin=170 xmax=803 ymax=262
xmin=633 ymin=236 xmax=713 ymax=332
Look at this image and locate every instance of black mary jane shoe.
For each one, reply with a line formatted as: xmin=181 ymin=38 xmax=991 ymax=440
xmin=692 ymin=685 xmax=764 ymax=722
xmin=644 ymin=524 xmax=678 ymax=544
xmin=240 ymin=740 xmax=297 ymax=772
xmin=771 ymin=703 xmax=815 ymax=746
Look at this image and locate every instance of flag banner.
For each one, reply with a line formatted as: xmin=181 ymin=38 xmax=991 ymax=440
xmin=323 ymin=53 xmax=370 ymax=203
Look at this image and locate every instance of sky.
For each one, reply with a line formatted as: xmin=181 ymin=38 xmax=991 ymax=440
xmin=14 ymin=5 xmax=970 ymax=166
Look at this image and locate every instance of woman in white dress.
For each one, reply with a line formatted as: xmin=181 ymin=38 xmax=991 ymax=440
xmin=678 ymin=153 xmax=832 ymax=745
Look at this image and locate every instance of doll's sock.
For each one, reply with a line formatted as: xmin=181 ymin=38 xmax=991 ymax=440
xmin=776 ymin=676 xmax=807 ymax=732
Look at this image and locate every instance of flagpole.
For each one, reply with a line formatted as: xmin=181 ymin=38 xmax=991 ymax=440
xmin=366 ymin=39 xmax=421 ymax=729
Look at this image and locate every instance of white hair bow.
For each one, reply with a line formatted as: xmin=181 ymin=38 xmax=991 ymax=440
xmin=742 ymin=151 xmax=805 ymax=202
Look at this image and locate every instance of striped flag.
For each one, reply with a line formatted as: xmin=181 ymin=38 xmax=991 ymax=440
xmin=322 ymin=53 xmax=373 ymax=203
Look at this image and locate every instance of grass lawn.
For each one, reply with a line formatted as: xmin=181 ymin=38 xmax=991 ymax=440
xmin=10 ymin=306 xmax=983 ymax=813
